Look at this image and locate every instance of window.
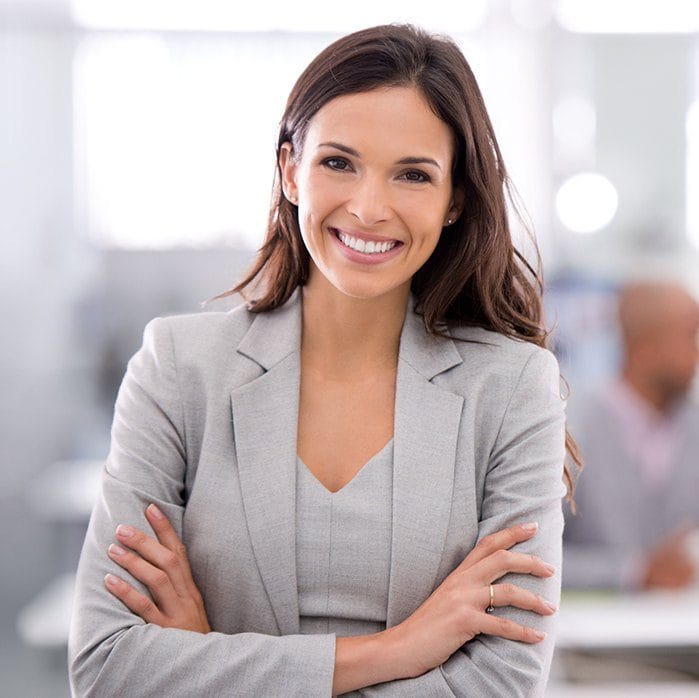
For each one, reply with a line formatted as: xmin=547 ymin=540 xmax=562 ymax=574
xmin=74 ymin=32 xmax=331 ymax=249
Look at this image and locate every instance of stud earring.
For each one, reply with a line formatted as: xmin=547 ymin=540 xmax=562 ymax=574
xmin=446 ymin=218 xmax=453 ymax=225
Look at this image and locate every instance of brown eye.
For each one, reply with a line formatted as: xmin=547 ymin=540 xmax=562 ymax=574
xmin=322 ymin=157 xmax=351 ymax=171
xmin=402 ymin=170 xmax=430 ymax=183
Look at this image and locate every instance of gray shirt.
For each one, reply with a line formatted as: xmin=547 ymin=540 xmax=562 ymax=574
xmin=297 ymin=438 xmax=394 ymax=638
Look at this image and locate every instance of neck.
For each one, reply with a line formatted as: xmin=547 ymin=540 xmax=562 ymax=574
xmin=300 ymin=272 xmax=409 ymax=378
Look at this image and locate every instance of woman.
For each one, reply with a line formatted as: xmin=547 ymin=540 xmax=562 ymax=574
xmin=68 ymin=24 xmax=580 ymax=697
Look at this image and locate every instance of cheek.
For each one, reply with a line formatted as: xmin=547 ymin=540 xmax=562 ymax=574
xmin=400 ymin=192 xmax=448 ymax=233
xmin=407 ymin=210 xmax=445 ymax=250
xmin=300 ymin=189 xmax=341 ymax=237
xmin=297 ymin=183 xmax=329 ymax=231
xmin=681 ymin=347 xmax=699 ymax=372
xmin=661 ymin=347 xmax=693 ymax=380
xmin=300 ymin=172 xmax=342 ymax=206
xmin=296 ymin=205 xmax=334 ymax=258
xmin=297 ymin=211 xmax=323 ymax=252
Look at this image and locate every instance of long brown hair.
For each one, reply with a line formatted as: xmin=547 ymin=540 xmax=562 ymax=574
xmin=211 ymin=24 xmax=582 ymax=512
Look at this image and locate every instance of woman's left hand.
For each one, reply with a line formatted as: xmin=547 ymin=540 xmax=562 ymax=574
xmin=104 ymin=503 xmax=212 ymax=634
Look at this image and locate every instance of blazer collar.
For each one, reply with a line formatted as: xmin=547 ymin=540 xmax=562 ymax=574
xmin=231 ymin=286 xmax=464 ymax=634
xmin=236 ymin=285 xmax=463 ymax=379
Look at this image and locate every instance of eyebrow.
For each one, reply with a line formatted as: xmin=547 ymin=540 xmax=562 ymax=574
xmin=318 ymin=141 xmax=443 ymax=172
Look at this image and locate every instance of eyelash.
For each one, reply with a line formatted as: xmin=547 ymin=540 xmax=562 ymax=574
xmin=321 ymin=157 xmax=431 ymax=184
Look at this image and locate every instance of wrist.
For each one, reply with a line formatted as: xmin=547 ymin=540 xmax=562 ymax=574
xmin=332 ymin=628 xmax=405 ymax=695
xmin=378 ymin=623 xmax=414 ymax=680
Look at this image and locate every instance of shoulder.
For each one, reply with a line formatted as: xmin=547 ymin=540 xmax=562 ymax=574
xmin=141 ymin=301 xmax=255 ymax=357
xmin=439 ymin=325 xmax=566 ymax=461
xmin=445 ymin=324 xmax=560 ymax=388
xmin=133 ymin=302 xmax=265 ymax=396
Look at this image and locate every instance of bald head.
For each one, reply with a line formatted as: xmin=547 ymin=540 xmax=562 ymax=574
xmin=618 ymin=281 xmax=699 ymax=407
xmin=619 ymin=282 xmax=699 ymax=345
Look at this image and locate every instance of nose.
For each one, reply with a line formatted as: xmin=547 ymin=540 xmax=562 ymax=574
xmin=346 ymin=174 xmax=391 ymax=226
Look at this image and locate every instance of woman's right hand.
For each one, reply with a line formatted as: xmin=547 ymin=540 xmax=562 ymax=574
xmin=381 ymin=522 xmax=557 ymax=680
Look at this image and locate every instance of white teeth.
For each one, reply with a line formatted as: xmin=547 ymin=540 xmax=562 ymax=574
xmin=336 ymin=230 xmax=398 ymax=254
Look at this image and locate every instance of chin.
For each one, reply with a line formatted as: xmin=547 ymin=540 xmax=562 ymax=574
xmin=334 ymin=286 xmax=389 ymax=301
xmin=329 ymin=278 xmax=407 ymax=303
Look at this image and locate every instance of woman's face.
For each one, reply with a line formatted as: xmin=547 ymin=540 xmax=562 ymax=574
xmin=279 ymin=85 xmax=462 ymax=302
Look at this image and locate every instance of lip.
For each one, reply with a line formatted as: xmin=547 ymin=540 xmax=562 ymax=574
xmin=329 ymin=227 xmax=404 ymax=266
xmin=332 ymin=227 xmax=402 ymax=245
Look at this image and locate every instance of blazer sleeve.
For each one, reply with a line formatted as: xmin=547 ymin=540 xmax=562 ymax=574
xmin=342 ymin=347 xmax=568 ymax=697
xmin=68 ymin=317 xmax=336 ymax=698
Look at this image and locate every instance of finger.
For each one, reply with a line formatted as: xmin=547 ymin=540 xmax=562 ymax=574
xmin=115 ymin=524 xmax=190 ymax=597
xmin=485 ymin=582 xmax=557 ymax=616
xmin=104 ymin=572 xmax=167 ymax=626
xmin=108 ymin=542 xmax=182 ymax=614
xmin=459 ymin=523 xmax=539 ymax=572
xmin=477 ymin=612 xmax=546 ymax=644
xmin=472 ymin=548 xmax=556 ymax=585
xmin=145 ymin=504 xmax=201 ymax=598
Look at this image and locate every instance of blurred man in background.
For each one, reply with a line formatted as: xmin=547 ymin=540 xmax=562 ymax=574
xmin=563 ymin=280 xmax=699 ymax=591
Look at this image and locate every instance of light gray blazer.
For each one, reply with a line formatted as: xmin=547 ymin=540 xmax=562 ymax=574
xmin=68 ymin=286 xmax=568 ymax=697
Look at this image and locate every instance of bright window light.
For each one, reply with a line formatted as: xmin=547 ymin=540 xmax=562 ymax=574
xmin=510 ymin=0 xmax=553 ymax=32
xmin=688 ymin=100 xmax=699 ymax=249
xmin=556 ymin=172 xmax=618 ymax=233
xmin=554 ymin=0 xmax=699 ymax=34
xmin=553 ymin=94 xmax=596 ymax=154
xmin=71 ymin=0 xmax=487 ymax=32
xmin=73 ymin=33 xmax=328 ymax=249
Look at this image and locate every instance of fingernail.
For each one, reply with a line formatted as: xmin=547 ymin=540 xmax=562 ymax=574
xmin=544 ymin=563 xmax=556 ymax=574
xmin=543 ymin=598 xmax=557 ymax=611
xmin=108 ymin=544 xmax=126 ymax=556
xmin=522 ymin=522 xmax=538 ymax=531
xmin=116 ymin=524 xmax=134 ymax=537
xmin=533 ymin=630 xmax=546 ymax=641
xmin=147 ymin=503 xmax=163 ymax=519
xmin=105 ymin=573 xmax=120 ymax=586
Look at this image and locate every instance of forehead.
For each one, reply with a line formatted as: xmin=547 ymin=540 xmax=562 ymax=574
xmin=304 ymin=86 xmax=455 ymax=161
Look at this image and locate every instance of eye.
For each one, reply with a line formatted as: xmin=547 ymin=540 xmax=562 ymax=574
xmin=322 ymin=157 xmax=352 ymax=172
xmin=401 ymin=170 xmax=431 ymax=184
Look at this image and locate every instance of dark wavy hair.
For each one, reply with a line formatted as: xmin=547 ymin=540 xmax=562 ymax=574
xmin=211 ymin=23 xmax=582 ymax=511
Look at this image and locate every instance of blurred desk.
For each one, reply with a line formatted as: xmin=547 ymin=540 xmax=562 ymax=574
xmin=557 ymin=588 xmax=699 ymax=649
xmin=551 ymin=589 xmax=699 ymax=688
xmin=546 ymin=682 xmax=699 ymax=697
xmin=16 ymin=572 xmax=75 ymax=648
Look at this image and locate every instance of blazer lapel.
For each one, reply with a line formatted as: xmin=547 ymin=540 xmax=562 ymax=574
xmin=386 ymin=299 xmax=464 ymax=627
xmin=231 ymin=288 xmax=303 ymax=636
xmin=230 ymin=287 xmax=464 ymax=635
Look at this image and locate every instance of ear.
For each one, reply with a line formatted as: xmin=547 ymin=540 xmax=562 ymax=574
xmin=279 ymin=142 xmax=299 ymax=204
xmin=444 ymin=184 xmax=465 ymax=226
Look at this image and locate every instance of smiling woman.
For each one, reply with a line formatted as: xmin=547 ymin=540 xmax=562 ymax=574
xmin=278 ymin=86 xmax=460 ymax=299
xmin=68 ymin=23 xmax=581 ymax=698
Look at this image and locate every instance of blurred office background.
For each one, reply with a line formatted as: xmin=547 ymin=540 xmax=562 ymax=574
xmin=2 ymin=0 xmax=698 ymax=695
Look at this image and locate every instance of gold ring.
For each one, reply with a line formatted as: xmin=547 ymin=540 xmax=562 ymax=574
xmin=486 ymin=584 xmax=495 ymax=613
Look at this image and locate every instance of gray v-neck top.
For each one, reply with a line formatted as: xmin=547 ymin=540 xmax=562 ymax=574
xmin=296 ymin=438 xmax=394 ymax=637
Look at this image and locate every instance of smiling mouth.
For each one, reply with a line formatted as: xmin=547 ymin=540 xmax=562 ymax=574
xmin=330 ymin=227 xmax=403 ymax=255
